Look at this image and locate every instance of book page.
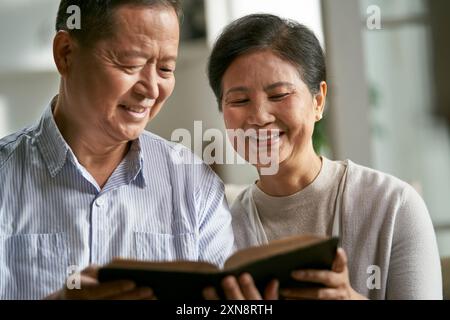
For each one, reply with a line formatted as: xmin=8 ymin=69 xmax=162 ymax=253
xmin=224 ymin=234 xmax=329 ymax=270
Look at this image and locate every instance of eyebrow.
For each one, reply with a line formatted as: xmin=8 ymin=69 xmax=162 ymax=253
xmin=264 ymin=82 xmax=295 ymax=91
xmin=116 ymin=50 xmax=177 ymax=62
xmin=116 ymin=50 xmax=149 ymax=60
xmin=224 ymin=86 xmax=249 ymax=96
xmin=224 ymin=82 xmax=295 ymax=96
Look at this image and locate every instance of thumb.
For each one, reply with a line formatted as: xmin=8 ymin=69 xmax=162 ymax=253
xmin=332 ymin=248 xmax=348 ymax=273
xmin=82 ymin=265 xmax=100 ymax=279
xmin=264 ymin=279 xmax=279 ymax=300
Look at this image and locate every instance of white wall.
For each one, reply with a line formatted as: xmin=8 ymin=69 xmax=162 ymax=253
xmin=0 ymin=0 xmax=59 ymax=135
xmin=0 ymin=72 xmax=60 ymax=136
xmin=205 ymin=0 xmax=324 ymax=47
xmin=0 ymin=0 xmax=58 ymax=74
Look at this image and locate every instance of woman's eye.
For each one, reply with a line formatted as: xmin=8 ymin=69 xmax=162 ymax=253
xmin=270 ymin=93 xmax=290 ymax=100
xmin=231 ymin=99 xmax=249 ymax=105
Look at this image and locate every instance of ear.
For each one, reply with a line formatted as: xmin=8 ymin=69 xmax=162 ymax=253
xmin=53 ymin=30 xmax=77 ymax=76
xmin=313 ymin=81 xmax=328 ymax=122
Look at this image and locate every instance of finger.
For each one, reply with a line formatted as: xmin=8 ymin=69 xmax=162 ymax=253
xmin=264 ymin=279 xmax=279 ymax=300
xmin=222 ymin=276 xmax=244 ymax=300
xmin=280 ymin=287 xmax=318 ymax=300
xmin=81 ymin=265 xmax=100 ymax=279
xmin=66 ymin=280 xmax=136 ymax=300
xmin=291 ymin=270 xmax=342 ymax=288
xmin=44 ymin=290 xmax=63 ymax=300
xmin=280 ymin=287 xmax=342 ymax=300
xmin=79 ymin=274 xmax=99 ymax=287
xmin=332 ymin=248 xmax=348 ymax=273
xmin=202 ymin=287 xmax=220 ymax=300
xmin=238 ymin=273 xmax=262 ymax=300
xmin=109 ymin=287 xmax=154 ymax=300
xmin=49 ymin=266 xmax=101 ymax=300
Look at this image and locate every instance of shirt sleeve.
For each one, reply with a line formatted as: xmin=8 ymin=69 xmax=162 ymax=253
xmin=195 ymin=164 xmax=235 ymax=268
xmin=386 ymin=184 xmax=443 ymax=299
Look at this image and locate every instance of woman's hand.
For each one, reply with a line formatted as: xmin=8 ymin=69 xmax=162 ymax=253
xmin=203 ymin=273 xmax=279 ymax=300
xmin=280 ymin=248 xmax=367 ymax=300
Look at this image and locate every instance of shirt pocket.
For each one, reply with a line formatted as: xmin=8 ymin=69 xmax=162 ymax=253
xmin=133 ymin=231 xmax=198 ymax=262
xmin=0 ymin=233 xmax=68 ymax=299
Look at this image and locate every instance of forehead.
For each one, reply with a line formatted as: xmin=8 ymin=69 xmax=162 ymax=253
xmin=113 ymin=5 xmax=179 ymax=36
xmin=102 ymin=5 xmax=180 ymax=54
xmin=223 ymin=50 xmax=302 ymax=88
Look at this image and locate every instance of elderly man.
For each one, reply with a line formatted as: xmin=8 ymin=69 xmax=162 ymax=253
xmin=0 ymin=0 xmax=233 ymax=299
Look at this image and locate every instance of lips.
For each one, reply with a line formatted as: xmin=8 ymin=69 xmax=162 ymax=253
xmin=245 ymin=130 xmax=285 ymax=143
xmin=120 ymin=104 xmax=148 ymax=113
xmin=119 ymin=104 xmax=151 ymax=120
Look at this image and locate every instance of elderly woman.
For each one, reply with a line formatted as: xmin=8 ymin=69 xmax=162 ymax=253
xmin=204 ymin=14 xmax=442 ymax=300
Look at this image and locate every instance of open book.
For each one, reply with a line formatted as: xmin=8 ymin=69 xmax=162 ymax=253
xmin=98 ymin=235 xmax=338 ymax=300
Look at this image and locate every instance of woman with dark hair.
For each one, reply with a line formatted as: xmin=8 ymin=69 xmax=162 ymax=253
xmin=204 ymin=14 xmax=442 ymax=300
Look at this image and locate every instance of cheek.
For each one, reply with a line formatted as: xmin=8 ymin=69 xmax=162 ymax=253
xmin=158 ymin=78 xmax=175 ymax=102
xmin=147 ymin=79 xmax=175 ymax=121
xmin=223 ymin=109 xmax=245 ymax=129
xmin=98 ymin=72 xmax=137 ymax=104
xmin=281 ymin=102 xmax=315 ymax=129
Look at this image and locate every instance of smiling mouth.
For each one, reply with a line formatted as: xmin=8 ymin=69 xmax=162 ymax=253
xmin=119 ymin=104 xmax=152 ymax=120
xmin=120 ymin=104 xmax=148 ymax=113
xmin=246 ymin=131 xmax=285 ymax=143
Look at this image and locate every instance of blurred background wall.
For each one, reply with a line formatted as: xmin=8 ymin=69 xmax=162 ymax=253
xmin=0 ymin=0 xmax=449 ymax=257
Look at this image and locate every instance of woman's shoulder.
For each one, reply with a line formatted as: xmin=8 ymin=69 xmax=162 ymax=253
xmin=229 ymin=185 xmax=253 ymax=219
xmin=344 ymin=159 xmax=410 ymax=194
xmin=341 ymin=159 xmax=427 ymax=217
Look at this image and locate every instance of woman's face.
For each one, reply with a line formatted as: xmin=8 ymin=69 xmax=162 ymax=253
xmin=221 ymin=49 xmax=326 ymax=170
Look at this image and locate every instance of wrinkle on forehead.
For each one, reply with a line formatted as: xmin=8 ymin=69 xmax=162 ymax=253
xmin=100 ymin=5 xmax=179 ymax=61
xmin=113 ymin=5 xmax=179 ymax=40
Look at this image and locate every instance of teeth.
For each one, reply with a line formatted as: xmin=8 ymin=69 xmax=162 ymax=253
xmin=247 ymin=132 xmax=281 ymax=141
xmin=123 ymin=105 xmax=146 ymax=113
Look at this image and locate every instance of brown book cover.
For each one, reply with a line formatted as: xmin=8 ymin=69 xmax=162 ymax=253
xmin=98 ymin=235 xmax=339 ymax=300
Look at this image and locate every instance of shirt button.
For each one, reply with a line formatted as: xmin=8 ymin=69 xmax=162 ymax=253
xmin=95 ymin=197 xmax=105 ymax=207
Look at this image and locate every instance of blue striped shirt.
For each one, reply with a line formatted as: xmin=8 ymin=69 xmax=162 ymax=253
xmin=0 ymin=102 xmax=234 ymax=299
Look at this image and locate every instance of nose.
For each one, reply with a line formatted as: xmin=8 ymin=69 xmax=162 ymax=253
xmin=133 ymin=64 xmax=159 ymax=100
xmin=246 ymin=100 xmax=276 ymax=127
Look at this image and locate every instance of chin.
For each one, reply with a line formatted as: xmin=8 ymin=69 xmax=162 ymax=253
xmin=117 ymin=128 xmax=145 ymax=142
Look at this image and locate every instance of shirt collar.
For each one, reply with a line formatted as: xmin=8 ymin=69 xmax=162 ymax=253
xmin=120 ymin=137 xmax=147 ymax=189
xmin=35 ymin=98 xmax=70 ymax=178
xmin=35 ymin=97 xmax=147 ymax=188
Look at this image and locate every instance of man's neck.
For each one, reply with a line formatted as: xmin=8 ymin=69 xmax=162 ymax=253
xmin=53 ymin=97 xmax=130 ymax=188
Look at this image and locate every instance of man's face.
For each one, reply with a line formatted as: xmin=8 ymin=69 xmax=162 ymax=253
xmin=64 ymin=5 xmax=179 ymax=143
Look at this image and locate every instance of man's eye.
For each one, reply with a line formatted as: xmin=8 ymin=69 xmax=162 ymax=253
xmin=123 ymin=65 xmax=142 ymax=71
xmin=270 ymin=93 xmax=290 ymax=100
xmin=160 ymin=67 xmax=174 ymax=73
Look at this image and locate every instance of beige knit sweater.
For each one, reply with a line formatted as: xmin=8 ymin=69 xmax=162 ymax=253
xmin=230 ymin=157 xmax=442 ymax=299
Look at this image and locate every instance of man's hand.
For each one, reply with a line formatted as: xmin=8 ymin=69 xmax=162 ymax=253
xmin=280 ymin=248 xmax=367 ymax=300
xmin=44 ymin=265 xmax=156 ymax=300
xmin=203 ymin=273 xmax=279 ymax=300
